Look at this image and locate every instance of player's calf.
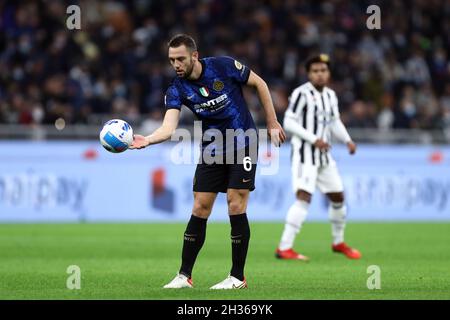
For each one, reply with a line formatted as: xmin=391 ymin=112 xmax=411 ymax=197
xmin=229 ymin=213 xmax=250 ymax=281
xmin=179 ymin=215 xmax=208 ymax=279
xmin=328 ymin=199 xmax=346 ymax=245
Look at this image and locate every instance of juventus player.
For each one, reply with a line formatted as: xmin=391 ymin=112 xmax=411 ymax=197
xmin=275 ymin=54 xmax=361 ymax=261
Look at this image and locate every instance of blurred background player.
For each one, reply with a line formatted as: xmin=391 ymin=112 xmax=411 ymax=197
xmin=275 ymin=54 xmax=361 ymax=261
xmin=131 ymin=34 xmax=285 ymax=288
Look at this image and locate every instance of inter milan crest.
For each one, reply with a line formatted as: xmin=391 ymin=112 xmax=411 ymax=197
xmin=213 ymin=80 xmax=224 ymax=92
xmin=199 ymin=87 xmax=209 ymax=97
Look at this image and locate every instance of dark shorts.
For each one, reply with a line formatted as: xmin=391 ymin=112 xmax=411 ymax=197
xmin=193 ymin=145 xmax=258 ymax=193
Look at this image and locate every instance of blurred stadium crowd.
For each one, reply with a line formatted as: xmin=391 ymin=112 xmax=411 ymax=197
xmin=0 ymin=0 xmax=449 ymax=132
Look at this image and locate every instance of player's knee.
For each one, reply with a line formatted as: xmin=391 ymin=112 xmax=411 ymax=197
xmin=327 ymin=192 xmax=344 ymax=203
xmin=227 ymin=195 xmax=247 ymax=214
xmin=227 ymin=190 xmax=249 ymax=214
xmin=296 ymin=190 xmax=312 ymax=203
xmin=227 ymin=200 xmax=246 ymax=214
xmin=192 ymin=201 xmax=212 ymax=218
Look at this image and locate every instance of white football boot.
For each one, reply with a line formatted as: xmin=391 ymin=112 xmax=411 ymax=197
xmin=163 ymin=273 xmax=193 ymax=289
xmin=210 ymin=275 xmax=247 ymax=289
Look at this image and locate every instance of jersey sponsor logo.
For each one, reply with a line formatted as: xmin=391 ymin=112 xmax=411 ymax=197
xmin=193 ymin=94 xmax=229 ymax=112
xmin=199 ymin=87 xmax=209 ymax=97
xmin=234 ymin=60 xmax=243 ymax=70
xmin=213 ymin=80 xmax=224 ymax=92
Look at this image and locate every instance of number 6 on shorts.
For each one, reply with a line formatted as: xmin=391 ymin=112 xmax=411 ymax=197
xmin=243 ymin=156 xmax=252 ymax=172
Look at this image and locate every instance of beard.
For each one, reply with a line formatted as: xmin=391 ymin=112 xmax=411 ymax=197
xmin=181 ymin=59 xmax=195 ymax=79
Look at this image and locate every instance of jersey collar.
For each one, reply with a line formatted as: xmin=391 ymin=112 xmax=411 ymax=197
xmin=198 ymin=59 xmax=206 ymax=80
xmin=307 ymin=81 xmax=326 ymax=94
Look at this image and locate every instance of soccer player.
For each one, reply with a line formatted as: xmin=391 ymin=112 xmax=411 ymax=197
xmin=275 ymin=54 xmax=361 ymax=261
xmin=130 ymin=34 xmax=286 ymax=289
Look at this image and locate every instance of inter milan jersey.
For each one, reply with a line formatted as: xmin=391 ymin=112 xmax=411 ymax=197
xmin=164 ymin=56 xmax=257 ymax=155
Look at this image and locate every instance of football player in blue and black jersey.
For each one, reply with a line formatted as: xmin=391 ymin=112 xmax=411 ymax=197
xmin=130 ymin=34 xmax=285 ymax=289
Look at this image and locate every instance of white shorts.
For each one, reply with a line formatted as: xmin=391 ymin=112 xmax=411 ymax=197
xmin=291 ymin=161 xmax=344 ymax=194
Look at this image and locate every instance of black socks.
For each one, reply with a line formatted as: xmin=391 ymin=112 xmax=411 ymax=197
xmin=178 ymin=213 xmax=251 ymax=281
xmin=179 ymin=215 xmax=207 ymax=278
xmin=230 ymin=213 xmax=250 ymax=281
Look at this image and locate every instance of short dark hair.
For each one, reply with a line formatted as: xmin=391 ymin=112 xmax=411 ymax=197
xmin=168 ymin=34 xmax=197 ymax=52
xmin=305 ymin=54 xmax=330 ymax=72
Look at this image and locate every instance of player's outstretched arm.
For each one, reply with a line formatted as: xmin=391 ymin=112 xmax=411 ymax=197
xmin=129 ymin=109 xmax=180 ymax=150
xmin=246 ymin=71 xmax=286 ymax=146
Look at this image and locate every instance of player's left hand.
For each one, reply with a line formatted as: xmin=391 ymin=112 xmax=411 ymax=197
xmin=347 ymin=141 xmax=357 ymax=155
xmin=267 ymin=119 xmax=286 ymax=147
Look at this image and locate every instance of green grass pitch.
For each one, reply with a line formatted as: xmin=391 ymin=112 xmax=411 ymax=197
xmin=1 ymin=222 xmax=449 ymax=299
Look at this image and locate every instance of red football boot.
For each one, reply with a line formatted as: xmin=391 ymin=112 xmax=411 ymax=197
xmin=275 ymin=248 xmax=309 ymax=261
xmin=332 ymin=242 xmax=361 ymax=259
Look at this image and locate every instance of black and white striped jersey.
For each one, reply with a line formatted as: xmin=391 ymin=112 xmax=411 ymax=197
xmin=284 ymin=81 xmax=351 ymax=166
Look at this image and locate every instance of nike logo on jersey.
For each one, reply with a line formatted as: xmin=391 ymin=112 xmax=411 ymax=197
xmin=242 ymin=178 xmax=251 ymax=183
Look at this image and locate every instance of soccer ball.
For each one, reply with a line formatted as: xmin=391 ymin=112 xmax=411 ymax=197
xmin=99 ymin=119 xmax=133 ymax=153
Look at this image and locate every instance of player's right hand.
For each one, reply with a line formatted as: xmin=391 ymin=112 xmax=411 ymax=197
xmin=129 ymin=134 xmax=150 ymax=150
xmin=314 ymin=139 xmax=330 ymax=151
xmin=267 ymin=120 xmax=286 ymax=147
